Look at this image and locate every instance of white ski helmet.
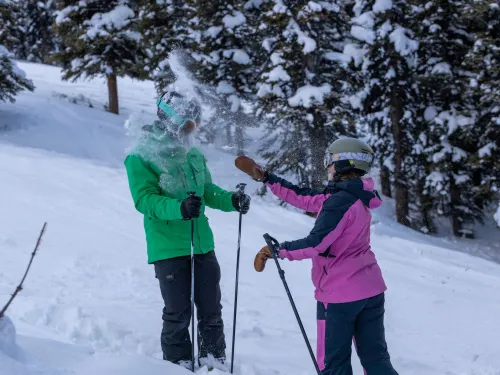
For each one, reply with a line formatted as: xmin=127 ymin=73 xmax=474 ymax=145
xmin=324 ymin=137 xmax=375 ymax=175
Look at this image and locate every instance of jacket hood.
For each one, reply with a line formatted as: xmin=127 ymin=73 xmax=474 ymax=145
xmin=327 ymin=177 xmax=382 ymax=209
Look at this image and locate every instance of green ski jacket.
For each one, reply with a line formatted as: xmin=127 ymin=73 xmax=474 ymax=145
xmin=124 ymin=126 xmax=236 ymax=263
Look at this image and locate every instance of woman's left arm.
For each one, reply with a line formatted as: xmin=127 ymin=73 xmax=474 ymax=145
xmin=279 ymin=195 xmax=354 ymax=261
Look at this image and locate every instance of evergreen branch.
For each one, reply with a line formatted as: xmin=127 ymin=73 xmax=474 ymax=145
xmin=0 ymin=222 xmax=47 ymax=319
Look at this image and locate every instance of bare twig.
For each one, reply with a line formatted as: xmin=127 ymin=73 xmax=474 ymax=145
xmin=0 ymin=222 xmax=47 ymax=319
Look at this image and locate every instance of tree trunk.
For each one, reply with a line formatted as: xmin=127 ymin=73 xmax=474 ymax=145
xmin=380 ymin=163 xmax=392 ymax=198
xmin=234 ymin=122 xmax=245 ymax=156
xmin=417 ymin=174 xmax=435 ymax=233
xmin=391 ymin=84 xmax=410 ymax=226
xmin=449 ymin=173 xmax=474 ymax=238
xmin=225 ymin=123 xmax=233 ymax=148
xmin=107 ymin=74 xmax=119 ymax=115
xmin=450 ymin=179 xmax=462 ymax=236
xmin=310 ymin=113 xmax=328 ymax=189
xmin=395 ymin=172 xmax=410 ymax=226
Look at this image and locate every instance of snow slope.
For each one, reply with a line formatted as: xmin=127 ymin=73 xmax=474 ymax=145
xmin=1 ymin=62 xmax=500 ymax=375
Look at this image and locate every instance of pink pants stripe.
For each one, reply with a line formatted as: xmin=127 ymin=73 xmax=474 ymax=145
xmin=317 ymin=321 xmax=367 ymax=374
xmin=317 ymin=319 xmax=326 ymax=371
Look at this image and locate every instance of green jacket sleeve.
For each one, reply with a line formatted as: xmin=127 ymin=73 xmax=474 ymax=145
xmin=203 ymin=159 xmax=236 ymax=212
xmin=124 ymin=154 xmax=184 ymax=220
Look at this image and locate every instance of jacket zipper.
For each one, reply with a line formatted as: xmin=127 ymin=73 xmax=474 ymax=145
xmin=189 ymin=156 xmax=198 ymax=186
xmin=188 ymin=161 xmax=202 ymax=253
xmin=178 ymin=165 xmax=201 ymax=254
xmin=316 ymin=266 xmax=328 ymax=292
xmin=192 ymin=166 xmax=198 ymax=186
xmin=178 ymin=166 xmax=188 ymax=189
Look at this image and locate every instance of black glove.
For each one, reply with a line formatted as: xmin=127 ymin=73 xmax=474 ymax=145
xmin=180 ymin=195 xmax=202 ymax=219
xmin=232 ymin=192 xmax=251 ymax=214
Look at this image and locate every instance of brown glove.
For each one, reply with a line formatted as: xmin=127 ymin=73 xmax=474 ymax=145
xmin=235 ymin=155 xmax=267 ymax=181
xmin=254 ymin=246 xmax=273 ymax=272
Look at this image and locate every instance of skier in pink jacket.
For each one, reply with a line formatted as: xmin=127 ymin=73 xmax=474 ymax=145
xmin=237 ymin=137 xmax=398 ymax=375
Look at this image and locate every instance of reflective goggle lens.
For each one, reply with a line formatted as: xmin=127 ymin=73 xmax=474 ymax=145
xmin=324 ymin=153 xmax=335 ymax=168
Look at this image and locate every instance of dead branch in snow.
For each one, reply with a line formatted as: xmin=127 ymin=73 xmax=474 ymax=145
xmin=0 ymin=222 xmax=47 ymax=319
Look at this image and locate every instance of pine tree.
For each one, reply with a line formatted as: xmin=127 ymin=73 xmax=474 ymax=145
xmin=351 ymin=0 xmax=420 ymax=227
xmin=136 ymin=0 xmax=196 ymax=94
xmin=256 ymin=0 xmax=355 ymax=189
xmin=54 ymin=1 xmax=148 ymax=114
xmin=0 ymin=44 xmax=35 ymax=103
xmin=0 ymin=1 xmax=33 ymax=103
xmin=415 ymin=0 xmax=478 ymax=237
xmin=187 ymin=0 xmax=259 ymax=154
xmin=461 ymin=0 xmax=500 ymax=228
xmin=22 ymin=0 xmax=58 ymax=64
xmin=0 ymin=0 xmax=25 ymax=58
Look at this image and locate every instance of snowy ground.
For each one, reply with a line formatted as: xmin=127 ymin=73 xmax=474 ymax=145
xmin=1 ymin=61 xmax=500 ymax=375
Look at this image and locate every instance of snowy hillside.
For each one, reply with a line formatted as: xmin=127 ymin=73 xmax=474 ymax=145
xmin=1 ymin=62 xmax=500 ymax=375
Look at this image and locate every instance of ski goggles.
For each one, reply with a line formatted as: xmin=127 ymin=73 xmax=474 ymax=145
xmin=324 ymin=152 xmax=336 ymax=168
xmin=323 ymin=151 xmax=374 ymax=168
xmin=157 ymin=92 xmax=201 ymax=129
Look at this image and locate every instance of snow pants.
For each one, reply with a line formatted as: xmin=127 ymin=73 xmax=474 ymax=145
xmin=317 ymin=293 xmax=398 ymax=375
xmin=154 ymin=251 xmax=226 ymax=365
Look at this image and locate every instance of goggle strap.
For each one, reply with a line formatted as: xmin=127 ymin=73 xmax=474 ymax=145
xmin=158 ymin=101 xmax=189 ymax=129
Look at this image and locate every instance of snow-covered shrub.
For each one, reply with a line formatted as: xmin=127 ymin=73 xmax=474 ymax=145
xmin=0 ymin=45 xmax=34 ymax=103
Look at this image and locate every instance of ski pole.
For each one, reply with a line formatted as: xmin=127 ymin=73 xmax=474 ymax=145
xmin=263 ymin=233 xmax=321 ymax=375
xmin=188 ymin=191 xmax=196 ymax=373
xmin=230 ymin=183 xmax=247 ymax=374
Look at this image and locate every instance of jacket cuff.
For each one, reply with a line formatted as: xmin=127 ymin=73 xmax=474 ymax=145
xmin=279 ymin=250 xmax=291 ymax=260
xmin=280 ymin=241 xmax=290 ymax=250
xmin=262 ymin=171 xmax=270 ymax=183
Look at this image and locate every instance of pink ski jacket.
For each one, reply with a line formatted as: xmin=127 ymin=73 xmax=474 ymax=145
xmin=265 ymin=173 xmax=387 ymax=303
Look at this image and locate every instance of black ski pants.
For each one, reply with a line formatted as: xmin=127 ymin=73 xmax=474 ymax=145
xmin=154 ymin=251 xmax=226 ymax=364
xmin=317 ymin=293 xmax=399 ymax=375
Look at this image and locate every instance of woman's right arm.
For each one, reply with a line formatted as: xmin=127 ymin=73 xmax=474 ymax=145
xmin=265 ymin=173 xmax=330 ymax=213
xmin=124 ymin=154 xmax=184 ymax=220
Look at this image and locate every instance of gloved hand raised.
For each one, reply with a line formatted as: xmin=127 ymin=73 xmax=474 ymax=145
xmin=180 ymin=195 xmax=202 ymax=220
xmin=235 ymin=156 xmax=267 ymax=182
xmin=232 ymin=192 xmax=251 ymax=214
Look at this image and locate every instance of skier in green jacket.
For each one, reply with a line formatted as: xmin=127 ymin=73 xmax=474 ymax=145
xmin=124 ymin=90 xmax=251 ymax=371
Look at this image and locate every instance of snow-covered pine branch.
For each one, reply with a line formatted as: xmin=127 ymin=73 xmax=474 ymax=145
xmin=187 ymin=1 xmax=259 ymax=155
xmin=256 ymin=0 xmax=356 ymax=189
xmin=0 ymin=44 xmax=34 ymax=103
xmin=350 ymin=0 xmax=420 ymax=228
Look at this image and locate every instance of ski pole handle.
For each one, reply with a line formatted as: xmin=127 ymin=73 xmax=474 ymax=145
xmin=235 ymin=183 xmax=247 ymax=211
xmin=236 ymin=183 xmax=246 ymax=195
xmin=187 ymin=191 xmax=196 ymax=197
xmin=263 ymin=233 xmax=280 ymax=257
